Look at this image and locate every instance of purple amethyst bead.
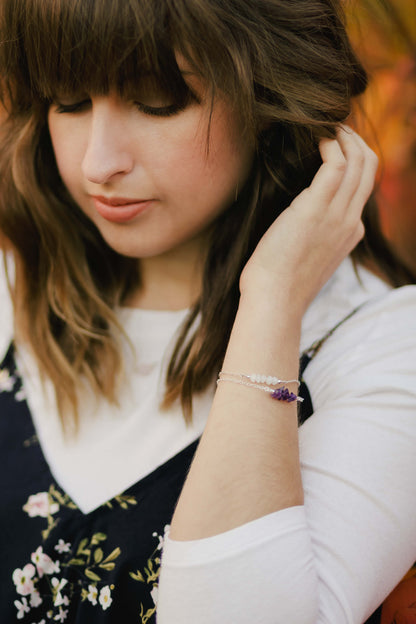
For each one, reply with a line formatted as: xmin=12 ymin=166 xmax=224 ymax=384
xmin=270 ymin=386 xmax=297 ymax=402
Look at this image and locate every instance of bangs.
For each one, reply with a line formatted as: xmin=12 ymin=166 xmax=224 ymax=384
xmin=0 ymin=0 xmax=239 ymax=111
xmin=0 ymin=0 xmax=366 ymax=135
xmin=0 ymin=0 xmax=199 ymax=107
xmin=0 ymin=0 xmax=258 ymax=130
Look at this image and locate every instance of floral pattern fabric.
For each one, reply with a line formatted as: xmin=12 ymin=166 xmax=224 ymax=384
xmin=1 ymin=343 xmax=414 ymax=623
xmin=0 ymin=344 xmax=197 ymax=623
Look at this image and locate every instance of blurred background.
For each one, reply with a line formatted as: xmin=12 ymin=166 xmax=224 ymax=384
xmin=347 ymin=0 xmax=416 ymax=275
xmin=348 ymin=5 xmax=416 ymax=620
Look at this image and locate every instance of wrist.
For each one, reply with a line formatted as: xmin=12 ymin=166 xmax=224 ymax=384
xmin=239 ymin=267 xmax=308 ymax=323
xmin=238 ymin=287 xmax=304 ymax=329
xmin=221 ymin=294 xmax=302 ymax=381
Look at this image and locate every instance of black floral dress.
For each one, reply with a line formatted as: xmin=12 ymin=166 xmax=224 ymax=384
xmin=0 ymin=344 xmax=198 ymax=623
xmin=0 ymin=341 xmax=414 ymax=623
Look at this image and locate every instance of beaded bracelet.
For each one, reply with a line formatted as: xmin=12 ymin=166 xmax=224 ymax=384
xmin=217 ymin=372 xmax=304 ymax=403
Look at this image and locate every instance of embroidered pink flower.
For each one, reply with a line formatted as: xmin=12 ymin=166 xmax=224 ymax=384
xmin=54 ymin=539 xmax=71 ymax=554
xmin=52 ymin=577 xmax=68 ymax=607
xmin=152 ymin=531 xmax=165 ymax=551
xmin=99 ymin=585 xmax=113 ymax=610
xmin=15 ymin=387 xmax=27 ymax=401
xmin=150 ymin=585 xmax=159 ymax=606
xmin=54 ymin=606 xmax=68 ymax=622
xmin=0 ymin=368 xmax=15 ymax=392
xmin=51 ymin=577 xmax=69 ymax=608
xmin=23 ymin=492 xmax=59 ymax=518
xmin=12 ymin=564 xmax=36 ymax=596
xmin=14 ymin=597 xmax=30 ymax=619
xmin=30 ymin=589 xmax=43 ymax=608
xmin=31 ymin=546 xmax=60 ymax=577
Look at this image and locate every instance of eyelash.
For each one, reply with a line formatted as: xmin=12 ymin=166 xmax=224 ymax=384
xmin=135 ymin=102 xmax=185 ymax=117
xmin=54 ymin=100 xmax=186 ymax=117
xmin=55 ymin=100 xmax=90 ymax=114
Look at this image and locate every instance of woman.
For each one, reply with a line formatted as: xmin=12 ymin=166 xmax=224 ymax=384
xmin=0 ymin=0 xmax=415 ymax=622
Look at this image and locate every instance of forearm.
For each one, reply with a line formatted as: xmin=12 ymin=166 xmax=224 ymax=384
xmin=169 ymin=293 xmax=303 ymax=540
xmin=169 ymin=127 xmax=377 ymax=542
xmin=159 ymin=288 xmax=416 ymax=624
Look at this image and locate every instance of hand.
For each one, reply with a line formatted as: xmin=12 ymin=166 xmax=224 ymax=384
xmin=240 ymin=126 xmax=378 ymax=316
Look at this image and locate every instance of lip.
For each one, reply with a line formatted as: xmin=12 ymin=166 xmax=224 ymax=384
xmin=91 ymin=195 xmax=154 ymax=223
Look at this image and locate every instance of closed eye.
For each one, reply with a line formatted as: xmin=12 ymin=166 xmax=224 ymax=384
xmin=54 ymin=99 xmax=91 ymax=114
xmin=133 ymin=79 xmax=198 ymax=118
xmin=134 ymin=102 xmax=187 ymax=117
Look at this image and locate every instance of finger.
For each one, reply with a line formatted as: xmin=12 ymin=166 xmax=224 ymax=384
xmin=334 ymin=126 xmax=366 ymax=207
xmin=347 ymin=129 xmax=379 ymax=207
xmin=315 ymin=127 xmax=377 ymax=223
xmin=301 ymin=137 xmax=346 ymax=204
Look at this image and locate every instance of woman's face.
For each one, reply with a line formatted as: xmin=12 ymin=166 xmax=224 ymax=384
xmin=47 ymin=71 xmax=254 ymax=260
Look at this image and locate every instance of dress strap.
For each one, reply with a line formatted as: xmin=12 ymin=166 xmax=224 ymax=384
xmin=302 ymin=304 xmax=365 ymax=361
xmin=298 ymin=304 xmax=365 ymax=425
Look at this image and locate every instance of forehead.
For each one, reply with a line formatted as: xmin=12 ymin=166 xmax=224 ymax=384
xmin=0 ymin=0 xmax=254 ymax=134
xmin=4 ymin=0 xmax=205 ymax=102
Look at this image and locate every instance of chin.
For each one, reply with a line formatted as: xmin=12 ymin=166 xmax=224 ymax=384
xmin=95 ymin=218 xmax=209 ymax=261
xmin=100 ymin=234 xmax=177 ymax=260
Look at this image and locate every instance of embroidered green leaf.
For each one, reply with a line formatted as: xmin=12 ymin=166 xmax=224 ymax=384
xmin=77 ymin=538 xmax=89 ymax=555
xmin=144 ymin=561 xmax=159 ymax=584
xmin=113 ymin=495 xmax=137 ymax=509
xmin=99 ymin=562 xmax=115 ymax=571
xmin=91 ymin=532 xmax=107 ymax=545
xmin=129 ymin=570 xmax=145 ymax=582
xmin=48 ymin=484 xmax=77 ymax=509
xmin=50 ymin=487 xmax=69 ymax=507
xmin=81 ymin=588 xmax=89 ymax=602
xmin=101 ymin=547 xmax=121 ymax=564
xmin=94 ymin=548 xmax=104 ymax=564
xmin=139 ymin=604 xmax=157 ymax=624
xmin=67 ymin=558 xmax=86 ymax=566
xmin=41 ymin=518 xmax=59 ymax=541
xmin=49 ymin=484 xmax=64 ymax=504
xmin=85 ymin=569 xmax=101 ymax=582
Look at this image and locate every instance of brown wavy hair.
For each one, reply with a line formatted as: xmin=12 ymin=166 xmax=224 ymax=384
xmin=0 ymin=0 xmax=413 ymax=427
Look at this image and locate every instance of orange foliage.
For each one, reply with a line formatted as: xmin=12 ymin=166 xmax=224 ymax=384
xmin=347 ymin=0 xmax=416 ymax=273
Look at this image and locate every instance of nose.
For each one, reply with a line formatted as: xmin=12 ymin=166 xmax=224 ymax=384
xmin=81 ymin=98 xmax=134 ymax=184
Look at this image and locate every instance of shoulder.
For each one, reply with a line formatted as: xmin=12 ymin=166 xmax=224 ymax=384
xmin=0 ymin=251 xmax=14 ymax=362
xmin=301 ymin=256 xmax=394 ymax=350
xmin=302 ymin=258 xmax=416 ymax=411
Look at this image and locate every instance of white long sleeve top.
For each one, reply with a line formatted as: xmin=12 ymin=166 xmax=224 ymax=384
xmin=1 ymin=256 xmax=416 ymax=623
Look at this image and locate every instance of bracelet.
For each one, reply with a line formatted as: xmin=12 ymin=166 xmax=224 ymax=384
xmin=217 ymin=372 xmax=303 ymax=403
xmin=220 ymin=372 xmax=300 ymax=386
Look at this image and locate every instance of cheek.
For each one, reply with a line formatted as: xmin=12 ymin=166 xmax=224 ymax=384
xmin=205 ymin=102 xmax=254 ymax=184
xmin=48 ymin=116 xmax=85 ymax=190
xmin=161 ymin=108 xmax=254 ymax=202
xmin=200 ymin=122 xmax=254 ymax=207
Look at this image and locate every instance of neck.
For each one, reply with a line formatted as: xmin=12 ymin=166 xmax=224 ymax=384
xmin=125 ymin=238 xmax=206 ymax=311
